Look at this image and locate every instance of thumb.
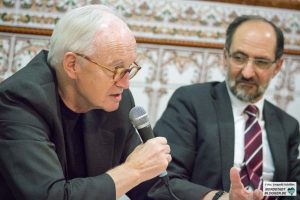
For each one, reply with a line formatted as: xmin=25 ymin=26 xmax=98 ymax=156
xmin=253 ymin=189 xmax=264 ymax=200
xmin=230 ymin=167 xmax=244 ymax=190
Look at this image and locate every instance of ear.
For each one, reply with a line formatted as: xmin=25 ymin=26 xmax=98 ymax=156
xmin=272 ymin=58 xmax=284 ymax=78
xmin=63 ymin=52 xmax=78 ymax=79
xmin=223 ymin=48 xmax=229 ymax=69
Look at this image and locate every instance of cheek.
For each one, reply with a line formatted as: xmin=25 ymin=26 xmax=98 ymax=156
xmin=96 ymin=80 xmax=118 ymax=102
xmin=90 ymin=80 xmax=111 ymax=98
xmin=257 ymin=73 xmax=273 ymax=84
xmin=228 ymin=66 xmax=240 ymax=78
xmin=80 ymin=74 xmax=106 ymax=98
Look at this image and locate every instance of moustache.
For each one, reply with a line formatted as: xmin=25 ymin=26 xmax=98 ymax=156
xmin=236 ymin=76 xmax=258 ymax=85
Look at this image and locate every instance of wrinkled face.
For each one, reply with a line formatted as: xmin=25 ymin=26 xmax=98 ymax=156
xmin=225 ymin=20 xmax=283 ymax=103
xmin=72 ymin=19 xmax=137 ymax=112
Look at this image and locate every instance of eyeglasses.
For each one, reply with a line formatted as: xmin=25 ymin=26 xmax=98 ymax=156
xmin=226 ymin=50 xmax=277 ymax=70
xmin=74 ymin=53 xmax=141 ymax=82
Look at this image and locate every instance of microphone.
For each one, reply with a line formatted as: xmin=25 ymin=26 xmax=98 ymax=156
xmin=129 ymin=106 xmax=180 ymax=200
xmin=129 ymin=106 xmax=168 ymax=178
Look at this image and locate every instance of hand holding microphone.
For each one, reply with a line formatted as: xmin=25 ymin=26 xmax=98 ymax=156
xmin=128 ymin=106 xmax=170 ymax=179
xmin=129 ymin=106 xmax=180 ymax=200
xmin=105 ymin=106 xmax=171 ymax=199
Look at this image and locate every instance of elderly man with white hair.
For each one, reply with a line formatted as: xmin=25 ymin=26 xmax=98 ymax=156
xmin=0 ymin=5 xmax=171 ymax=200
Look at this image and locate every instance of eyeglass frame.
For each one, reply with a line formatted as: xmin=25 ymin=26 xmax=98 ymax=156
xmin=225 ymin=49 xmax=277 ymax=70
xmin=74 ymin=52 xmax=141 ymax=82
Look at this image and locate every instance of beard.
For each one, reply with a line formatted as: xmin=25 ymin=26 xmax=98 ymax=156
xmin=227 ymin=73 xmax=269 ymax=103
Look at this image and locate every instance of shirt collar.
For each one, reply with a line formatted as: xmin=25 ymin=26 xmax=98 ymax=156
xmin=226 ymin=83 xmax=264 ymax=119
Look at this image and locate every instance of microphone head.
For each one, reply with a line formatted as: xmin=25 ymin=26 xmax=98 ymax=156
xmin=129 ymin=106 xmax=150 ymax=129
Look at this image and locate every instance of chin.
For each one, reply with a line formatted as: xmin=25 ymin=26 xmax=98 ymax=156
xmin=235 ymin=89 xmax=262 ymax=103
xmin=103 ymin=104 xmax=120 ymax=112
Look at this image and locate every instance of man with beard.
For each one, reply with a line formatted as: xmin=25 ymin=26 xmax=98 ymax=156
xmin=148 ymin=15 xmax=300 ymax=200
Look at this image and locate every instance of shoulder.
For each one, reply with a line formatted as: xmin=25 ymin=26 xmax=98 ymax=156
xmin=175 ymin=81 xmax=222 ymax=95
xmin=171 ymin=81 xmax=222 ymax=102
xmin=0 ymin=50 xmax=59 ymax=128
xmin=0 ymin=50 xmax=55 ymax=95
xmin=264 ymin=100 xmax=299 ymax=128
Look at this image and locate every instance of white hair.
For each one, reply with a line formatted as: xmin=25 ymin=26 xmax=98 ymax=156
xmin=47 ymin=5 xmax=122 ymax=68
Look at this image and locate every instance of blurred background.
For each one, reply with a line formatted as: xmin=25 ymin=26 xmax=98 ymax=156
xmin=0 ymin=0 xmax=299 ymax=129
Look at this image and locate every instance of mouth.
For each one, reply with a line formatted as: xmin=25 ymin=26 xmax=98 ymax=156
xmin=238 ymin=81 xmax=256 ymax=86
xmin=110 ymin=93 xmax=122 ymax=102
xmin=236 ymin=78 xmax=258 ymax=87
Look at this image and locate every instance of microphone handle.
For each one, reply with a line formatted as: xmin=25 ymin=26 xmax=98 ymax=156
xmin=136 ymin=125 xmax=168 ymax=178
xmin=137 ymin=124 xmax=154 ymax=143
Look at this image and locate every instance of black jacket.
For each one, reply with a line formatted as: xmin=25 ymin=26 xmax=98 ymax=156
xmin=149 ymin=82 xmax=300 ymax=200
xmin=0 ymin=50 xmax=154 ymax=200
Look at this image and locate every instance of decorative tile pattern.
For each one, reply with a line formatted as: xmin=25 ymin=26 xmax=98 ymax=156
xmin=1 ymin=33 xmax=300 ymax=123
xmin=1 ymin=0 xmax=300 ymax=50
xmin=13 ymin=35 xmax=49 ymax=73
xmin=0 ymin=33 xmax=50 ymax=80
xmin=1 ymin=0 xmax=300 ymax=124
xmin=0 ymin=34 xmax=11 ymax=82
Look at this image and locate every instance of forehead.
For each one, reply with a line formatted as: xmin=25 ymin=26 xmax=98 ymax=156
xmin=92 ymin=18 xmax=137 ymax=65
xmin=231 ymin=20 xmax=277 ymax=58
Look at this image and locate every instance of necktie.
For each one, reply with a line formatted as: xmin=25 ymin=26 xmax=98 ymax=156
xmin=239 ymin=105 xmax=277 ymax=200
xmin=240 ymin=105 xmax=263 ymax=190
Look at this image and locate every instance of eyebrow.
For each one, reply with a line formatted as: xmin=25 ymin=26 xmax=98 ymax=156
xmin=108 ymin=60 xmax=126 ymax=69
xmin=232 ymin=50 xmax=273 ymax=60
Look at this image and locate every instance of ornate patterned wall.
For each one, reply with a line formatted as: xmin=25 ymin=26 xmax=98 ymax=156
xmin=1 ymin=0 xmax=300 ymax=126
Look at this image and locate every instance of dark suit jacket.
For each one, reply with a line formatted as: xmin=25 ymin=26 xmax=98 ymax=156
xmin=0 ymin=50 xmax=155 ymax=200
xmin=149 ymin=82 xmax=300 ymax=200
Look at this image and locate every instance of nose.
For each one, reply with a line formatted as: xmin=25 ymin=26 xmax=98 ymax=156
xmin=114 ymin=73 xmax=130 ymax=89
xmin=241 ymin=59 xmax=256 ymax=79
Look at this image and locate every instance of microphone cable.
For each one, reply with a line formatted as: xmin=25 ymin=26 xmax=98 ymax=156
xmin=160 ymin=174 xmax=181 ymax=200
xmin=129 ymin=106 xmax=181 ymax=200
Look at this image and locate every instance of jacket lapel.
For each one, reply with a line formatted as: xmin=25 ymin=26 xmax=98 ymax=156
xmin=38 ymin=54 xmax=67 ymax=177
xmin=263 ymin=102 xmax=287 ymax=181
xmin=49 ymin=91 xmax=67 ymax=176
xmin=82 ymin=112 xmax=115 ymax=176
xmin=211 ymin=82 xmax=235 ymax=191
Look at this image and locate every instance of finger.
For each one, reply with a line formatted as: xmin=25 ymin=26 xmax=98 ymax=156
xmin=134 ymin=144 xmax=143 ymax=151
xmin=248 ymin=193 xmax=253 ymax=200
xmin=167 ymin=154 xmax=172 ymax=163
xmin=230 ymin=167 xmax=244 ymax=190
xmin=163 ymin=144 xmax=171 ymax=154
xmin=157 ymin=136 xmax=168 ymax=144
xmin=148 ymin=137 xmax=167 ymax=144
xmin=253 ymin=189 xmax=264 ymax=200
